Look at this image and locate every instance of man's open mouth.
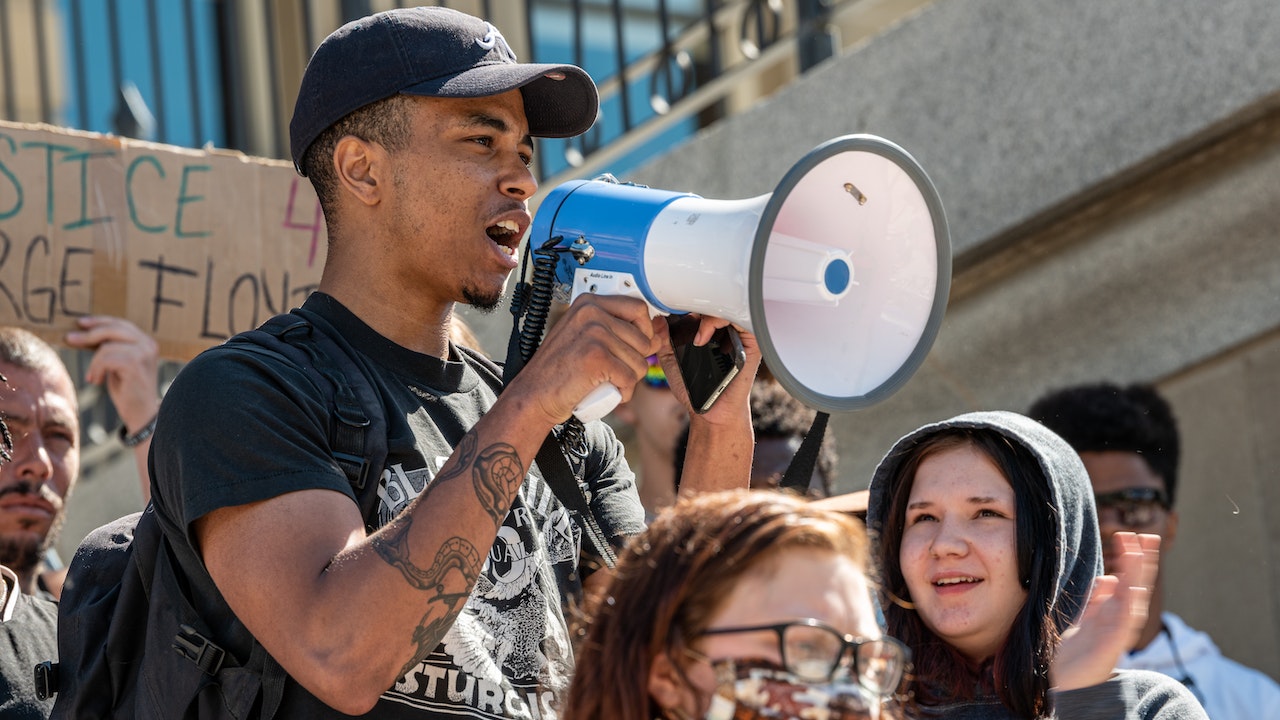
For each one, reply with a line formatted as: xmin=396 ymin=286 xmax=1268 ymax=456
xmin=486 ymin=220 xmax=520 ymax=256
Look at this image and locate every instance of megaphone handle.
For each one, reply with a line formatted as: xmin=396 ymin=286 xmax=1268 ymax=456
xmin=573 ymin=383 xmax=623 ymax=423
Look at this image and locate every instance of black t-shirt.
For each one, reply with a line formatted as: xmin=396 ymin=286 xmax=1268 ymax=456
xmin=150 ymin=293 xmax=645 ymax=718
xmin=0 ymin=574 xmax=58 ymax=719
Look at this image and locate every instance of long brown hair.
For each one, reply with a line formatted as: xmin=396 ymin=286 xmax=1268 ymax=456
xmin=561 ymin=490 xmax=874 ymax=720
xmin=876 ymin=430 xmax=1060 ymax=718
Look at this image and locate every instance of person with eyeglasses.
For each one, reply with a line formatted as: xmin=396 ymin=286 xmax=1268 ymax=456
xmin=562 ymin=490 xmax=909 ymax=720
xmin=866 ymin=411 xmax=1206 ymax=719
xmin=1031 ymin=382 xmax=1280 ymax=720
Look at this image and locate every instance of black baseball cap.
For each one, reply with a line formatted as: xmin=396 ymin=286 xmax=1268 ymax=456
xmin=289 ymin=6 xmax=599 ymax=175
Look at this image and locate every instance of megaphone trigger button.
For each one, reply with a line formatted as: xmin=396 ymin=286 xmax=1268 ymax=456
xmin=843 ymin=182 xmax=868 ymax=205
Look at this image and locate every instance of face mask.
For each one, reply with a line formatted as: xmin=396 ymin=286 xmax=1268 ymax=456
xmin=699 ymin=659 xmax=884 ymax=720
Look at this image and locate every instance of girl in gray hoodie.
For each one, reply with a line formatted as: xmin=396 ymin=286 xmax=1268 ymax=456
xmin=866 ymin=411 xmax=1206 ymax=719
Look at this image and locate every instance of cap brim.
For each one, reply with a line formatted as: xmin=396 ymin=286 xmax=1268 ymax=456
xmin=402 ymin=62 xmax=598 ymax=139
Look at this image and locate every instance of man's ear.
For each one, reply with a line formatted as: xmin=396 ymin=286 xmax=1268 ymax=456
xmin=333 ymin=135 xmax=384 ymax=207
xmin=647 ymin=652 xmax=690 ymax=715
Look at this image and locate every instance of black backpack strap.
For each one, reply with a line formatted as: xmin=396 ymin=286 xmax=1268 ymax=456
xmin=141 ymin=504 xmax=229 ymax=681
xmin=175 ymin=311 xmax=388 ymax=718
xmin=143 ymin=505 xmax=284 ymax=720
xmin=234 ymin=312 xmax=388 ymax=524
xmin=246 ymin=642 xmax=287 ymax=719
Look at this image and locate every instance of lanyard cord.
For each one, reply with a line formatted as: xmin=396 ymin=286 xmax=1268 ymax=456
xmin=1164 ymin=624 xmax=1206 ymax=706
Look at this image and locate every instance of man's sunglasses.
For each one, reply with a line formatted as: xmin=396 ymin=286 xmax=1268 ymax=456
xmin=1094 ymin=487 xmax=1170 ymax=528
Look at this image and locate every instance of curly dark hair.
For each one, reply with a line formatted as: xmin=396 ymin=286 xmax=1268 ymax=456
xmin=748 ymin=378 xmax=838 ymax=486
xmin=1027 ymin=382 xmax=1180 ymax=506
xmin=674 ymin=377 xmax=837 ymax=497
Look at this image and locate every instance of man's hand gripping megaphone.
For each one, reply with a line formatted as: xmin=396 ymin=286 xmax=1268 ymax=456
xmin=507 ymin=290 xmax=762 ymax=426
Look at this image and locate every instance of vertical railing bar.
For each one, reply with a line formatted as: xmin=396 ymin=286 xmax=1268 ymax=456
xmin=300 ymin=0 xmax=316 ymax=60
xmin=34 ymin=0 xmax=54 ymax=123
xmin=571 ymin=0 xmax=595 ymax=160
xmin=705 ymin=0 xmax=722 ymax=77
xmin=657 ymin=0 xmax=673 ymax=103
xmin=610 ymin=0 xmax=631 ymax=131
xmin=524 ymin=0 xmax=543 ymax=178
xmin=754 ymin=0 xmax=765 ymax=52
xmin=184 ymin=0 xmax=205 ymax=144
xmin=70 ymin=0 xmax=89 ymax=128
xmin=0 ymin=0 xmax=15 ymax=119
xmin=107 ymin=0 xmax=123 ymax=93
xmin=147 ymin=0 xmax=168 ymax=141
xmin=262 ymin=0 xmax=285 ymax=158
xmin=217 ymin=0 xmax=249 ymax=151
xmin=571 ymin=0 xmax=586 ymax=73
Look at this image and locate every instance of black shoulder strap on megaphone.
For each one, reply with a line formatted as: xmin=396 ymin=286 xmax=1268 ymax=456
xmin=532 ymin=434 xmax=618 ymax=571
xmin=501 ymin=238 xmax=618 ymax=570
xmin=779 ymin=411 xmax=830 ymax=494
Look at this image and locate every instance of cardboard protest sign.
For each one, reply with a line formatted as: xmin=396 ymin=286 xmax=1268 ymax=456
xmin=0 ymin=120 xmax=326 ymax=360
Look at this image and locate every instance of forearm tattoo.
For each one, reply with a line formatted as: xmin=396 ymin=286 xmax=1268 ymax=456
xmin=371 ymin=432 xmax=525 ymax=674
xmin=373 ymin=520 xmax=480 ymax=593
xmin=473 ymin=443 xmax=523 ymax=526
xmin=431 ymin=433 xmax=476 ymax=489
xmin=388 ymin=536 xmax=482 ymax=678
xmin=420 ymin=434 xmax=524 ymax=528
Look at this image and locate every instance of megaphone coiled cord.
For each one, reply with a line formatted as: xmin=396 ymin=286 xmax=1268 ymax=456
xmin=508 ymin=237 xmax=591 ymax=459
xmin=516 ymin=237 xmax=561 ymax=365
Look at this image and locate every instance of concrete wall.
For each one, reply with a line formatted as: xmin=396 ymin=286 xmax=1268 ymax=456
xmin=1163 ymin=330 xmax=1280 ymax=682
xmin=623 ymin=0 xmax=1280 ymax=678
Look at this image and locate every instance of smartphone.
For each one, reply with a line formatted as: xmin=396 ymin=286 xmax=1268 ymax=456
xmin=667 ymin=317 xmax=747 ymax=414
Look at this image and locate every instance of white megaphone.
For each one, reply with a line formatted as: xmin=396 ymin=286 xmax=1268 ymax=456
xmin=527 ymin=134 xmax=951 ymax=422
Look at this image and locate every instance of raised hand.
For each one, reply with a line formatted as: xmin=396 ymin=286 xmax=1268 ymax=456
xmin=1052 ymin=531 xmax=1161 ymax=691
xmin=65 ymin=315 xmax=160 ymax=501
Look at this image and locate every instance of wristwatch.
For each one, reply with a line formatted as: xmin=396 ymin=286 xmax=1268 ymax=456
xmin=119 ymin=414 xmax=158 ymax=447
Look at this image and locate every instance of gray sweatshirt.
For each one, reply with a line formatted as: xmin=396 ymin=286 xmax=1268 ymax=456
xmin=866 ymin=411 xmax=1207 ymax=720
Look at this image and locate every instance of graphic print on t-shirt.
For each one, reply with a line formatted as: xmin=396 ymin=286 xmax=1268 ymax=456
xmin=374 ymin=456 xmax=579 ymax=719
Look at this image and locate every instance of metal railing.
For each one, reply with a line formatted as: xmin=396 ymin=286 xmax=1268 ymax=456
xmin=526 ymin=0 xmax=850 ymax=185
xmin=1 ymin=0 xmax=857 ymax=177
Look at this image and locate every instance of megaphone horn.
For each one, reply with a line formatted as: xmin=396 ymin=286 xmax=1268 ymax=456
xmin=528 ymin=134 xmax=951 ymax=422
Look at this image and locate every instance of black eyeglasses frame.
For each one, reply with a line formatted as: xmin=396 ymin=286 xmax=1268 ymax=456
xmin=1094 ymin=487 xmax=1171 ymax=527
xmin=698 ymin=618 xmax=909 ymax=695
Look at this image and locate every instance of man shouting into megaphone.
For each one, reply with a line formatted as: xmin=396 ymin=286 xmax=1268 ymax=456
xmin=134 ymin=6 xmax=760 ymax=720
